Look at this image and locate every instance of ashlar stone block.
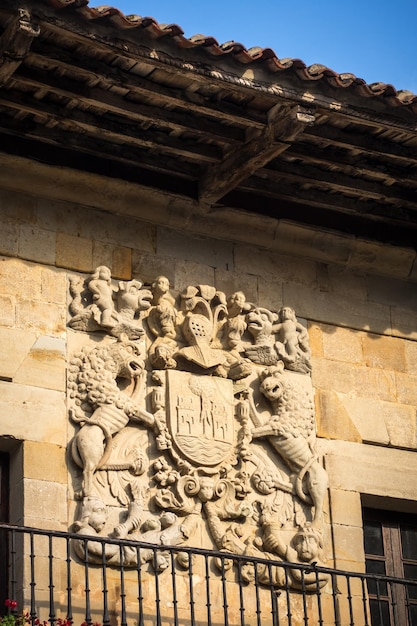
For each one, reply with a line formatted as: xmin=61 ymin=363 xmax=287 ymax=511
xmin=0 ymin=327 xmax=37 ymax=380
xmin=214 ymin=268 xmax=258 ymax=305
xmin=158 ymin=226 xmax=234 ymax=271
xmin=13 ymin=335 xmax=66 ymax=391
xmin=362 ymin=334 xmax=406 ymax=371
xmin=283 ymin=282 xmax=391 ymax=335
xmin=0 ymin=215 xmax=19 ymax=256
xmin=56 ymin=232 xmax=93 ymax=272
xmin=0 ymin=294 xmax=15 ymax=327
xmin=19 ymin=224 xmax=56 ymax=265
xmin=0 ymin=381 xmax=66 ymax=446
xmin=331 ymin=524 xmax=366 ymax=564
xmin=382 ymin=401 xmax=417 ymax=449
xmin=337 ymin=395 xmax=390 ymax=445
xmin=16 ymin=299 xmax=66 ymax=336
xmin=312 ymin=357 xmax=356 ymax=394
xmin=308 ymin=323 xmax=323 ymax=357
xmin=0 ymin=256 xmax=43 ymax=300
xmin=319 ymin=439 xmax=417 ymax=501
xmin=395 ymin=371 xmax=417 ymax=406
xmin=353 ymin=366 xmax=396 ymax=402
xmin=92 ymin=241 xmax=132 ymax=279
xmin=23 ymin=479 xmax=68 ymax=525
xmin=391 ymin=307 xmax=417 ymax=341
xmin=234 ymin=243 xmax=317 ymax=285
xmin=321 ymin=324 xmax=363 ymax=364
xmin=405 ymin=339 xmax=417 ymax=374
xmin=41 ymin=267 xmax=67 ymax=305
xmin=174 ymin=259 xmax=215 ymax=292
xmin=348 ymin=239 xmax=416 ymax=279
xmin=315 ymin=389 xmax=362 ymax=442
xmin=329 ymin=489 xmax=363 ymax=528
xmin=23 ymin=441 xmax=67 ymax=484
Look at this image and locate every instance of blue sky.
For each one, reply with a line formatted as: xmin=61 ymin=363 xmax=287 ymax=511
xmin=90 ymin=1 xmax=417 ymax=93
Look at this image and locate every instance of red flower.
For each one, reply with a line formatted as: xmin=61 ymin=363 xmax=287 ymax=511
xmin=4 ymin=600 xmax=17 ymax=610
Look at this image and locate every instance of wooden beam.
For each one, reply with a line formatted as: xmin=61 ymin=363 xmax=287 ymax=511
xmin=239 ymin=176 xmax=417 ymax=224
xmin=305 ymin=124 xmax=417 ymax=166
xmin=0 ymin=9 xmax=39 ymax=85
xmin=198 ymin=105 xmax=315 ymax=204
xmin=264 ymin=160 xmax=417 ymax=207
xmin=24 ymin=53 xmax=247 ymax=143
xmin=285 ymin=143 xmax=417 ymax=188
xmin=1 ymin=80 xmax=221 ymax=162
xmin=26 ymin=45 xmax=265 ymax=131
xmin=0 ymin=128 xmax=198 ymax=197
xmin=14 ymin=66 xmax=238 ymax=150
xmin=222 ymin=189 xmax=417 ymax=247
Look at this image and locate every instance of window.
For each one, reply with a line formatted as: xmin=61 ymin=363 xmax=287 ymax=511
xmin=363 ymin=508 xmax=417 ymax=626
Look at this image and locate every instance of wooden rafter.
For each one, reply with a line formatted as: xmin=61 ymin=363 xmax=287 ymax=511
xmin=198 ymin=105 xmax=315 ymax=205
xmin=239 ymin=176 xmax=417 ymax=224
xmin=0 ymin=9 xmax=39 ymax=85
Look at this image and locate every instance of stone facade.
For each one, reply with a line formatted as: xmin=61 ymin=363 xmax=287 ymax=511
xmin=1 ymin=184 xmax=417 ymax=622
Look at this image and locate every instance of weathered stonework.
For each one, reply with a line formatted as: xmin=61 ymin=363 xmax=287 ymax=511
xmin=67 ymin=267 xmax=329 ymax=590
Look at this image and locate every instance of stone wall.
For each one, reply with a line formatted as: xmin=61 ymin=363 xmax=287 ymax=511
xmin=1 ymin=186 xmax=417 ymax=620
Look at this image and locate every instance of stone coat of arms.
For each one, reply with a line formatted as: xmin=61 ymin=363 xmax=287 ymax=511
xmin=67 ymin=268 xmax=329 ymax=590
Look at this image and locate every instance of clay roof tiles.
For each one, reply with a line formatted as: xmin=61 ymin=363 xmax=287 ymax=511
xmin=44 ymin=0 xmax=417 ymax=109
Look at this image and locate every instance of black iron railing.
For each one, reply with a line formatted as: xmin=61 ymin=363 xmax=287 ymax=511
xmin=1 ymin=523 xmax=417 ymax=626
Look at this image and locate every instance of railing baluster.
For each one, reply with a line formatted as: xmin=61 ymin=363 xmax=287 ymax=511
xmin=153 ymin=548 xmax=161 ymax=626
xmin=314 ymin=565 xmax=324 ymax=626
xmin=346 ymin=574 xmax=354 ymax=626
xmin=267 ymin=562 xmax=279 ymax=626
xmin=135 ymin=546 xmax=144 ymax=626
xmin=83 ymin=539 xmax=92 ymax=626
xmin=10 ymin=530 xmax=16 ymax=612
xmin=204 ymin=553 xmax=212 ymax=626
xmin=170 ymin=550 xmax=179 ymax=626
xmin=119 ymin=544 xmax=127 ymax=626
xmin=221 ymin=556 xmax=229 ymax=626
xmin=101 ymin=542 xmax=110 ymax=626
xmin=331 ymin=572 xmax=341 ymax=626
xmin=236 ymin=559 xmax=245 ymax=626
xmin=188 ymin=549 xmax=196 ymax=626
xmin=300 ymin=568 xmax=308 ymax=626
xmin=360 ymin=576 xmax=369 ymax=626
xmin=65 ymin=536 xmax=73 ymax=625
xmin=284 ymin=565 xmax=292 ymax=626
xmin=30 ymin=532 xmax=37 ymax=626
xmin=252 ymin=561 xmax=262 ymax=626
xmin=48 ymin=534 xmax=56 ymax=626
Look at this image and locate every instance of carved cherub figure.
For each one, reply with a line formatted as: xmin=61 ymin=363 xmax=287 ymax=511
xmin=225 ymin=291 xmax=249 ymax=352
xmin=274 ymin=306 xmax=311 ymax=373
xmin=260 ymin=513 xmax=329 ymax=589
xmin=147 ymin=275 xmax=178 ymax=369
xmin=88 ymin=265 xmax=117 ymax=328
xmin=152 ymin=275 xmax=176 ymax=308
xmin=74 ymin=496 xmax=108 ymax=535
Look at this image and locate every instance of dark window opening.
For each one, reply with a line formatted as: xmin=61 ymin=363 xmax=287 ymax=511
xmin=363 ymin=508 xmax=417 ymax=626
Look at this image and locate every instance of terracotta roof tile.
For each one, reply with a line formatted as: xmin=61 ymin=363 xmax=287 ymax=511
xmin=44 ymin=0 xmax=417 ymax=109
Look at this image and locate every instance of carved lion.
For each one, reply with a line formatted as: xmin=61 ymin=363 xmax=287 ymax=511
xmin=68 ymin=339 xmax=154 ymax=497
